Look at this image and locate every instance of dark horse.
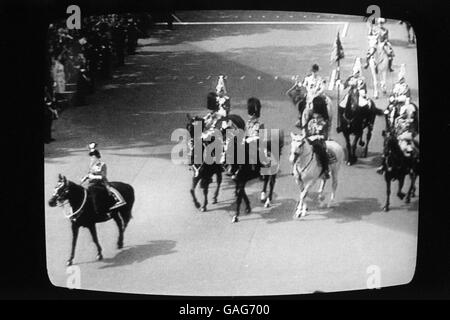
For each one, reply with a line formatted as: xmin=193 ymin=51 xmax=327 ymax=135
xmin=48 ymin=174 xmax=135 ymax=266
xmin=381 ymin=131 xmax=419 ymax=211
xmin=338 ymin=88 xmax=383 ymax=165
xmin=186 ymin=113 xmax=245 ymax=212
xmin=227 ymin=118 xmax=284 ymax=223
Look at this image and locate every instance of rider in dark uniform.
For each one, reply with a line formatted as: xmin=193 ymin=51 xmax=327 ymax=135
xmin=306 ymin=97 xmax=330 ymax=179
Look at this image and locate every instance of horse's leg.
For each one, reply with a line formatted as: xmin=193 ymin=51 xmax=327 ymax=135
xmin=397 ymin=174 xmax=406 ymax=200
xmin=261 ymin=175 xmax=268 ymax=202
xmin=296 ymin=181 xmax=310 ymax=218
xmin=67 ymin=223 xmax=79 ymax=266
xmin=233 ymin=182 xmax=243 ymax=223
xmin=344 ymin=132 xmax=353 ymax=166
xmin=87 ymin=224 xmax=103 ymax=261
xmin=318 ymin=178 xmax=326 ymax=203
xmin=201 ymin=184 xmax=208 ymax=212
xmin=241 ymin=180 xmax=251 ymax=213
xmin=190 ymin=176 xmax=201 ymax=209
xmin=364 ymin=126 xmax=373 ymax=158
xmin=265 ymin=175 xmax=276 ymax=208
xmin=351 ymin=134 xmax=359 ymax=164
xmin=406 ymin=171 xmax=416 ymax=204
xmin=112 ymin=212 xmax=124 ymax=249
xmin=212 ymin=170 xmax=221 ymax=204
xmin=329 ymin=166 xmax=338 ymax=208
xmin=381 ymin=70 xmax=387 ymax=94
xmin=383 ymin=174 xmax=391 ymax=212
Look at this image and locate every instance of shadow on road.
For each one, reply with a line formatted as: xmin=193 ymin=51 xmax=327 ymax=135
xmin=327 ymin=197 xmax=381 ymax=223
xmin=98 ymin=240 xmax=177 ymax=269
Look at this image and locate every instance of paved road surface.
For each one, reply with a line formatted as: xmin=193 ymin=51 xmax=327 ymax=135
xmin=44 ymin=11 xmax=418 ymax=296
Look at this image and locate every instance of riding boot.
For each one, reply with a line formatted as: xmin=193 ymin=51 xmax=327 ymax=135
xmin=388 ymin=58 xmax=394 ymax=72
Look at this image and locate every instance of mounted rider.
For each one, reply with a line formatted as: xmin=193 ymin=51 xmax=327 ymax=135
xmin=80 ymin=142 xmax=126 ymax=210
xmin=230 ymin=97 xmax=265 ymax=179
xmin=305 ymin=96 xmax=331 ymax=179
xmin=301 ymin=64 xmax=326 ymax=126
xmin=364 ymin=18 xmax=395 ymax=72
xmin=189 ymin=92 xmax=221 ymax=177
xmin=216 ymin=75 xmax=231 ymax=117
xmin=385 ymin=64 xmax=411 ymax=130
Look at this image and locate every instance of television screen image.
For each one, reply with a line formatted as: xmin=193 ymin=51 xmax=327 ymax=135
xmin=44 ymin=9 xmax=419 ymax=296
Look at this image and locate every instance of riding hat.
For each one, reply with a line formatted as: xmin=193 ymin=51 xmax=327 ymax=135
xmin=377 ymin=18 xmax=386 ymax=25
xmin=311 ymin=64 xmax=319 ymax=72
xmin=88 ymin=142 xmax=101 ymax=158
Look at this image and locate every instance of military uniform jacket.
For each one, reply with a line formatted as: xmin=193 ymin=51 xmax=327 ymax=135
xmin=88 ymin=159 xmax=107 ymax=185
xmin=307 ymin=117 xmax=329 ymax=140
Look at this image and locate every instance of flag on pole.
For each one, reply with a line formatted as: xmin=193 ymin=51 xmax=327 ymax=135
xmin=330 ymin=32 xmax=345 ymax=63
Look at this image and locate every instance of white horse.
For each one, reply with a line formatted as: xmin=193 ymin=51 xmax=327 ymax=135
xmin=289 ymin=132 xmax=345 ymax=218
xmin=368 ymin=42 xmax=390 ymax=99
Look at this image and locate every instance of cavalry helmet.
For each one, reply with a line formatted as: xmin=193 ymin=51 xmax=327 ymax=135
xmin=216 ymin=75 xmax=227 ymax=95
xmin=352 ymin=57 xmax=362 ymax=75
xmin=398 ymin=63 xmax=406 ymax=81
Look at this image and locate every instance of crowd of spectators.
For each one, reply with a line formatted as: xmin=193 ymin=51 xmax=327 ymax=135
xmin=44 ymin=13 xmax=151 ymax=143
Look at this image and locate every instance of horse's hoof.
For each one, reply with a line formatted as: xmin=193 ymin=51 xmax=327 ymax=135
xmin=245 ymin=207 xmax=251 ymax=214
xmin=200 ymin=206 xmax=207 ymax=212
xmin=397 ymin=192 xmax=405 ymax=200
xmin=212 ymin=198 xmax=218 ymax=204
xmin=382 ymin=205 xmax=389 ymax=212
xmin=405 ymin=197 xmax=411 ymax=204
xmin=318 ymin=194 xmax=325 ymax=202
xmin=117 ymin=243 xmax=123 ymax=249
xmin=232 ymin=215 xmax=239 ymax=223
xmin=346 ymin=161 xmax=352 ymax=166
xmin=66 ymin=260 xmax=73 ymax=266
xmin=264 ymin=199 xmax=271 ymax=208
xmin=96 ymin=254 xmax=103 ymax=261
xmin=260 ymin=192 xmax=267 ymax=202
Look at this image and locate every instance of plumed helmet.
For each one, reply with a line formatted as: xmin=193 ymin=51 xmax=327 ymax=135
xmin=311 ymin=64 xmax=319 ymax=72
xmin=216 ymin=75 xmax=227 ymax=95
xmin=398 ymin=63 xmax=406 ymax=81
xmin=352 ymin=57 xmax=362 ymax=75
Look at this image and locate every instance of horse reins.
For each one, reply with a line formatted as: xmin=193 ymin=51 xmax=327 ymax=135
xmin=60 ymin=188 xmax=88 ymax=219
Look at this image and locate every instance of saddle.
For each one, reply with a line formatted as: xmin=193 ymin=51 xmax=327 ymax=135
xmin=87 ymin=184 xmax=124 ymax=217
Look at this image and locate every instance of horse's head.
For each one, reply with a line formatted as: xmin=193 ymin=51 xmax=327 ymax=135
xmin=48 ymin=174 xmax=72 ymax=207
xmin=186 ymin=113 xmax=203 ymax=138
xmin=397 ymin=132 xmax=417 ymax=158
xmin=289 ymin=132 xmax=307 ymax=163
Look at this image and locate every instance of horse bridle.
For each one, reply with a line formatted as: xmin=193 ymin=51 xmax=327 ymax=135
xmin=292 ymin=138 xmax=315 ymax=174
xmin=53 ymin=181 xmax=88 ymax=219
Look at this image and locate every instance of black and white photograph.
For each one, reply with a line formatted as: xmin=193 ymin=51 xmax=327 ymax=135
xmin=42 ymin=8 xmax=422 ymax=296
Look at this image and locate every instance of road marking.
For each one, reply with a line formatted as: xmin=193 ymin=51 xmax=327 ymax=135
xmin=342 ymin=22 xmax=349 ymax=37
